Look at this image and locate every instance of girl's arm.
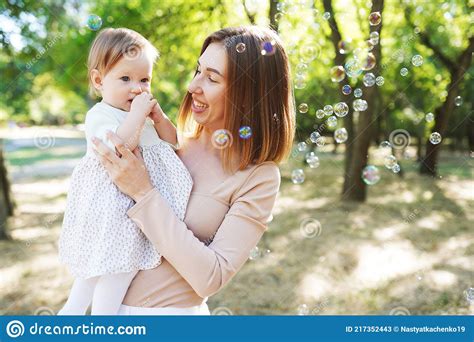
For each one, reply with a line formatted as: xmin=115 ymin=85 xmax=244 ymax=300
xmin=149 ymin=103 xmax=178 ymax=147
xmin=116 ymin=93 xmax=157 ymax=151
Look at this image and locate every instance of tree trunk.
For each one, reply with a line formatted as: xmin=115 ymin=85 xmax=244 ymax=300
xmin=0 ymin=143 xmax=14 ymax=240
xmin=269 ymin=0 xmax=279 ymax=32
xmin=322 ymin=0 xmax=355 ymax=198
xmin=342 ymin=0 xmax=384 ymax=201
xmin=420 ymin=37 xmax=474 ymax=176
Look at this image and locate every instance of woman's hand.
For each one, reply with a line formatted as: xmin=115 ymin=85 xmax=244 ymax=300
xmin=92 ymin=131 xmax=154 ymax=202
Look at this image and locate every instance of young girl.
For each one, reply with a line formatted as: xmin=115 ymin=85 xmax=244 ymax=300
xmin=57 ymin=28 xmax=192 ymax=315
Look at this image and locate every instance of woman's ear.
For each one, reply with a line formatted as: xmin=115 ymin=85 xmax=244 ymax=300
xmin=90 ymin=69 xmax=103 ymax=92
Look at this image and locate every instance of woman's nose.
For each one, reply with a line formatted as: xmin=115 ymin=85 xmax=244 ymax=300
xmin=187 ymin=74 xmax=202 ymax=94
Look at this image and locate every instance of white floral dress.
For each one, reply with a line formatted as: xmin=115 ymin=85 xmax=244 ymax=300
xmin=58 ymin=102 xmax=193 ymax=279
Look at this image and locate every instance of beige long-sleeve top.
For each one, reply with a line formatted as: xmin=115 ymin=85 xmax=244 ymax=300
xmin=122 ymin=158 xmax=280 ymax=308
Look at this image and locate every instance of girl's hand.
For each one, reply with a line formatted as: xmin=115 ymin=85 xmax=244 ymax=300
xmin=148 ymin=102 xmax=165 ymax=124
xmin=92 ymin=131 xmax=154 ymax=202
xmin=130 ymin=92 xmax=157 ymax=118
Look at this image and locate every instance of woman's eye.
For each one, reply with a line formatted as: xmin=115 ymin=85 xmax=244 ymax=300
xmin=208 ymin=75 xmax=217 ymax=83
xmin=120 ymin=76 xmax=129 ymax=81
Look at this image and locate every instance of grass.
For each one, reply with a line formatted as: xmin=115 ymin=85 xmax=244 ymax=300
xmin=0 ymin=135 xmax=472 ymax=315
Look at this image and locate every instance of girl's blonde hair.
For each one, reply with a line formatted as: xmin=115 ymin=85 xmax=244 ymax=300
xmin=177 ymin=26 xmax=296 ymax=172
xmin=87 ymin=28 xmax=159 ymax=98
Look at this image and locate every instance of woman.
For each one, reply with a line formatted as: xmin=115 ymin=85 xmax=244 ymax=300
xmin=92 ymin=26 xmax=295 ymax=315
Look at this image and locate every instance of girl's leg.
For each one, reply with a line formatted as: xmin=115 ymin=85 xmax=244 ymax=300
xmin=91 ymin=270 xmax=138 ymax=315
xmin=57 ymin=276 xmax=99 ymax=315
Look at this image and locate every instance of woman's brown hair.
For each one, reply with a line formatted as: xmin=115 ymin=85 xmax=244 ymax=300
xmin=177 ymin=26 xmax=295 ymax=172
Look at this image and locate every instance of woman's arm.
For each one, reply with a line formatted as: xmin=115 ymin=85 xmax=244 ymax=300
xmin=92 ymin=133 xmax=280 ymax=298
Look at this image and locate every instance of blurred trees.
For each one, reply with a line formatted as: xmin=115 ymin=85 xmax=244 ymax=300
xmin=0 ymin=0 xmax=472 ymax=201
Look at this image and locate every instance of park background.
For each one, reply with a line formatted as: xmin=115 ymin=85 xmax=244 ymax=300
xmin=0 ymin=0 xmax=472 ymax=315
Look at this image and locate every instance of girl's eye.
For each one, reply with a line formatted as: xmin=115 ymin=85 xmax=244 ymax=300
xmin=141 ymin=78 xmax=149 ymax=83
xmin=195 ymin=68 xmax=201 ymax=75
xmin=120 ymin=76 xmax=129 ymax=81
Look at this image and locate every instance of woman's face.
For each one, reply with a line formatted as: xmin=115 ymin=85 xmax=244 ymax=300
xmin=187 ymin=42 xmax=227 ymax=131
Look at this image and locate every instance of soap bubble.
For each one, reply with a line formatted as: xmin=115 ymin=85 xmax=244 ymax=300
xmin=376 ymin=76 xmax=384 ymax=86
xmin=454 ymin=96 xmax=463 ymax=106
xmin=334 ymin=102 xmax=349 ymax=117
xmin=362 ymin=165 xmax=380 ymax=185
xmin=392 ymin=164 xmax=401 ymax=173
xmin=369 ymin=11 xmax=382 ymax=26
xmin=400 ymin=67 xmax=409 ymax=76
xmin=334 ymin=128 xmax=348 ymax=143
xmin=362 ymin=53 xmax=376 ymax=71
xmin=353 ymin=99 xmax=368 ymax=111
xmin=212 ymin=129 xmax=233 ymax=149
xmin=380 ymin=141 xmax=391 ymax=149
xmin=295 ymin=77 xmax=307 ymax=89
xmin=327 ymin=116 xmax=337 ymax=128
xmin=298 ymin=103 xmax=309 ymax=113
xmin=342 ymin=84 xmax=352 ymax=95
xmin=300 ymin=45 xmax=319 ymax=62
xmin=296 ymin=63 xmax=308 ymax=76
xmin=354 ymin=88 xmax=363 ymax=98
xmin=411 ymin=54 xmax=423 ymax=66
xmin=369 ymin=31 xmax=379 ymax=45
xmin=291 ymin=169 xmax=305 ymax=184
xmin=322 ymin=12 xmax=331 ymax=20
xmin=324 ymin=105 xmax=333 ymax=116
xmin=345 ymin=58 xmax=363 ymax=78
xmin=363 ymin=73 xmax=376 ymax=87
xmin=384 ymin=155 xmax=397 ymax=169
xmin=306 ymin=152 xmax=320 ymax=168
xmin=297 ymin=141 xmax=308 ymax=152
xmin=330 ymin=66 xmax=346 ymax=82
xmin=239 ymin=126 xmax=252 ymax=139
xmin=429 ymin=132 xmax=442 ymax=144
xmin=86 ymin=14 xmax=102 ymax=31
xmin=425 ymin=113 xmax=434 ymax=122
xmin=338 ymin=40 xmax=352 ymax=54
xmin=316 ymin=109 xmax=325 ymax=119
xmin=236 ymin=43 xmax=246 ymax=53
xmin=310 ymin=131 xmax=320 ymax=143
xmin=249 ymin=246 xmax=261 ymax=260
xmin=297 ymin=304 xmax=310 ymax=315
xmin=464 ymin=287 xmax=474 ymax=304
xmin=261 ymin=40 xmax=276 ymax=56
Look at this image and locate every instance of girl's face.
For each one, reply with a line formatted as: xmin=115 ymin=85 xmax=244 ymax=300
xmin=187 ymin=43 xmax=227 ymax=131
xmin=91 ymin=51 xmax=153 ymax=111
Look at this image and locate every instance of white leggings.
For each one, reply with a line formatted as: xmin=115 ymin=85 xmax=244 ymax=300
xmin=57 ymin=270 xmax=138 ymax=315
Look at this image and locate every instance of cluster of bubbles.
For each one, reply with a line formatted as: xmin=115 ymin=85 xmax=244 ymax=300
xmin=239 ymin=126 xmax=252 ymax=139
xmin=86 ymin=14 xmax=102 ymax=31
xmin=310 ymin=131 xmax=325 ymax=146
xmin=212 ymin=129 xmax=233 ymax=149
xmin=306 ymin=152 xmax=320 ymax=168
xmin=384 ymin=154 xmax=400 ymax=173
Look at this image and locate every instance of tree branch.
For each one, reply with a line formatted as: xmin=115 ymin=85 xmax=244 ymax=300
xmin=242 ymin=0 xmax=256 ymax=25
